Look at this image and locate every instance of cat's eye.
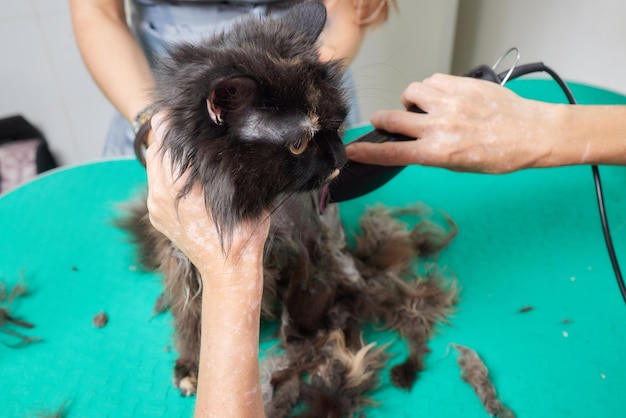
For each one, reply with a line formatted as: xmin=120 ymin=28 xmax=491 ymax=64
xmin=289 ymin=137 xmax=309 ymax=155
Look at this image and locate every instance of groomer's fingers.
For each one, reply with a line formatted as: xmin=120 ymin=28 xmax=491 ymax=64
xmin=370 ymin=108 xmax=427 ymax=139
xmin=145 ymin=111 xmax=175 ymax=189
xmin=346 ymin=139 xmax=442 ymax=167
xmin=399 ymin=80 xmax=446 ymax=111
xmin=423 ymin=72 xmax=496 ymax=95
xmin=145 ymin=112 xmax=185 ymax=236
xmin=150 ymin=111 xmax=170 ymax=150
xmin=422 ymin=73 xmax=460 ymax=89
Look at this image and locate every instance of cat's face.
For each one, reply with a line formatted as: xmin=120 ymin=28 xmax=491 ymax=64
xmin=153 ymin=2 xmax=348 ymax=237
xmin=205 ymin=69 xmax=348 ymax=194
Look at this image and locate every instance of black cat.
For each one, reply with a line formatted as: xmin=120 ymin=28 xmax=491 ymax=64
xmin=121 ymin=3 xmax=457 ymax=417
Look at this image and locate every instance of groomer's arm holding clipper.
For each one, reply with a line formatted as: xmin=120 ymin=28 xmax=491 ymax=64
xmin=346 ymin=73 xmax=626 ymax=173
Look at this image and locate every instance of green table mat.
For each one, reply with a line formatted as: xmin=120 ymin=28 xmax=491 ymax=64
xmin=1 ymin=79 xmax=626 ymax=417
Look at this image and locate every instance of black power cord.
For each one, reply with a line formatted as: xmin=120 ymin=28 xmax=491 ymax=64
xmin=501 ymin=63 xmax=626 ymax=304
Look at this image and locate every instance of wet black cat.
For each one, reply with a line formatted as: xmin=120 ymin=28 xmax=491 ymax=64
xmin=122 ymin=3 xmax=457 ymax=417
xmin=151 ymin=1 xmax=348 ymax=242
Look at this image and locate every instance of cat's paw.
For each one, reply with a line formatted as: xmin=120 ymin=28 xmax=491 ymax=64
xmin=174 ymin=361 xmax=198 ymax=397
xmin=177 ymin=375 xmax=198 ymax=397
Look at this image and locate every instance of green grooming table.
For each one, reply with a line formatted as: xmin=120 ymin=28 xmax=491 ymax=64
xmin=1 ymin=79 xmax=626 ymax=417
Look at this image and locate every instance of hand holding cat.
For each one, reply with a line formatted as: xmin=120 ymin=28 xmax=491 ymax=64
xmin=145 ymin=113 xmax=270 ymax=281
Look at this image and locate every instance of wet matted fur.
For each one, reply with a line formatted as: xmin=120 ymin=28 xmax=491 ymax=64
xmin=118 ymin=2 xmax=459 ymax=416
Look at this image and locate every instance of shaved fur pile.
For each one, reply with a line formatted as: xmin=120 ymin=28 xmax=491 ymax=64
xmin=259 ymin=202 xmax=459 ymax=417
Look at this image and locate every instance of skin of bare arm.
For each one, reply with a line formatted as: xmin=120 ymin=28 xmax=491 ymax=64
xmin=347 ymin=73 xmax=626 ymax=173
xmin=69 ymin=0 xmax=154 ymax=123
xmin=146 ymin=114 xmax=270 ymax=418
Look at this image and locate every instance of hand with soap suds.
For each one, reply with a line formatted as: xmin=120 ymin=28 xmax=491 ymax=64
xmin=349 ymin=74 xmax=626 ymax=173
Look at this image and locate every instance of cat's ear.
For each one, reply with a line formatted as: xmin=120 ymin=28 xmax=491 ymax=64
xmin=281 ymin=1 xmax=327 ymax=42
xmin=207 ymin=76 xmax=259 ymax=125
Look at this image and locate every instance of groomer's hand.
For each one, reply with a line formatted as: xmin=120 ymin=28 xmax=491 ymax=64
xmin=347 ymin=73 xmax=562 ymax=174
xmin=145 ymin=113 xmax=270 ymax=275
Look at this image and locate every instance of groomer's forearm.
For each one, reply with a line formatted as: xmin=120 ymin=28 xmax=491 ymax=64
xmin=70 ymin=0 xmax=154 ymax=122
xmin=194 ymin=259 xmax=266 ymax=418
xmin=543 ymin=104 xmax=626 ymax=167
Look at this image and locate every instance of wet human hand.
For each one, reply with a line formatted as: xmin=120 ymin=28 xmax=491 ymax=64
xmin=145 ymin=113 xmax=270 ymax=279
xmin=347 ymin=73 xmax=562 ymax=174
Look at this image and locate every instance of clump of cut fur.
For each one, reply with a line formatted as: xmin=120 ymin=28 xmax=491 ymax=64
xmin=26 ymin=400 xmax=71 ymax=418
xmin=454 ymin=344 xmax=516 ymax=418
xmin=0 ymin=273 xmax=42 ymax=348
xmin=257 ymin=203 xmax=458 ymax=418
